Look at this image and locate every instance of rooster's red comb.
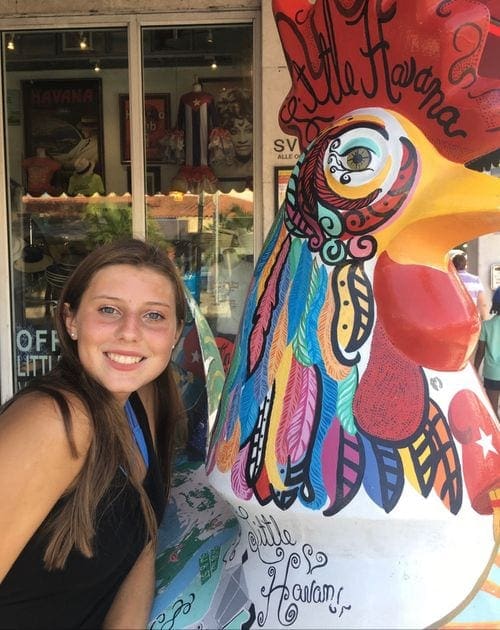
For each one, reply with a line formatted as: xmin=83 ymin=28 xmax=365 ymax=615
xmin=273 ymin=0 xmax=500 ymax=163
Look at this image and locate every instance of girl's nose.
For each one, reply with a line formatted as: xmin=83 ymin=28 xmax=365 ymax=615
xmin=116 ymin=313 xmax=141 ymax=340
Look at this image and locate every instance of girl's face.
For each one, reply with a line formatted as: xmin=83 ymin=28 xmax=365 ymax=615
xmin=65 ymin=264 xmax=181 ymax=404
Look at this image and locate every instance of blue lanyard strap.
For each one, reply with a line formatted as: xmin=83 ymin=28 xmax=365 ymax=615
xmin=125 ymin=399 xmax=149 ymax=468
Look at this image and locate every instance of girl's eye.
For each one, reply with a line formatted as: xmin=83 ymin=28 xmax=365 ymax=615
xmin=99 ymin=305 xmax=119 ymax=315
xmin=145 ymin=311 xmax=165 ymax=321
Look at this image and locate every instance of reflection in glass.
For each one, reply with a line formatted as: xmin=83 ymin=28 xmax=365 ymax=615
xmin=143 ymin=25 xmax=254 ymax=370
xmin=5 ymin=28 xmax=130 ymax=390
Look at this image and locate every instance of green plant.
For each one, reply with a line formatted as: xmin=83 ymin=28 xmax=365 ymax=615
xmin=83 ymin=204 xmax=165 ymax=248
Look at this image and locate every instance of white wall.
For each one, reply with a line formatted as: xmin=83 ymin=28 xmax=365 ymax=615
xmin=261 ymin=1 xmax=298 ymax=237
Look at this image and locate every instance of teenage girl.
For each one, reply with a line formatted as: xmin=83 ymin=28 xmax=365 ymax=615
xmin=0 ymin=238 xmax=186 ymax=628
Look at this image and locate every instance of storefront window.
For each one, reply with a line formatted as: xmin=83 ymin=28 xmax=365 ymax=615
xmin=3 ymin=21 xmax=254 ymax=390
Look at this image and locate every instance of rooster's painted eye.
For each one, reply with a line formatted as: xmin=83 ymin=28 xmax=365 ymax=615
xmin=321 ymin=111 xmax=410 ymax=203
xmin=343 ymin=146 xmax=372 ymax=172
xmin=324 ymin=128 xmax=389 ymax=187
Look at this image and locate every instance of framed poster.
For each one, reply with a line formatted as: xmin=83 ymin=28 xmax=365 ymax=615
xmin=199 ymin=76 xmax=253 ymax=181
xmin=490 ymin=264 xmax=500 ymax=290
xmin=119 ymin=93 xmax=170 ymax=163
xmin=274 ymin=166 xmax=294 ymax=213
xmin=22 ymin=78 xmax=104 ymax=192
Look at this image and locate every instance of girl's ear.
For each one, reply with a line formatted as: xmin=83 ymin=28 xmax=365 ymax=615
xmin=63 ymin=302 xmax=77 ymax=339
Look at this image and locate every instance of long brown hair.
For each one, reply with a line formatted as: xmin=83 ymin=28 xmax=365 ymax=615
xmin=6 ymin=238 xmax=186 ymax=569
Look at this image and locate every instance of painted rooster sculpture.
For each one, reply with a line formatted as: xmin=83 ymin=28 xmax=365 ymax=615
xmin=201 ymin=1 xmax=500 ymax=628
xmin=148 ymin=1 xmax=500 ymax=628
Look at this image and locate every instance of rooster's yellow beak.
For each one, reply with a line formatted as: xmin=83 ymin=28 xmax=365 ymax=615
xmin=376 ymin=115 xmax=500 ymax=269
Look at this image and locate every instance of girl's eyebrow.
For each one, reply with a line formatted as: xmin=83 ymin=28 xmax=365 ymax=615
xmin=90 ymin=294 xmax=172 ymax=308
xmin=145 ymin=301 xmax=172 ymax=308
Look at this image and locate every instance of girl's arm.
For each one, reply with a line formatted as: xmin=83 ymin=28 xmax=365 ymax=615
xmin=103 ymin=542 xmax=155 ymax=629
xmin=0 ymin=392 xmax=90 ymax=582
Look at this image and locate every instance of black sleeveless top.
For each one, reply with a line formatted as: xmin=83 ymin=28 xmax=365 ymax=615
xmin=0 ymin=392 xmax=165 ymax=629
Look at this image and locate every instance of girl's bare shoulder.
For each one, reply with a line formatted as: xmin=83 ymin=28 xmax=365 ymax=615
xmin=0 ymin=389 xmax=92 ymax=457
xmin=0 ymin=390 xmax=92 ymax=581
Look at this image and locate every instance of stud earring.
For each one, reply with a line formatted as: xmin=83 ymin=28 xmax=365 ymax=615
xmin=71 ymin=332 xmax=77 ymax=339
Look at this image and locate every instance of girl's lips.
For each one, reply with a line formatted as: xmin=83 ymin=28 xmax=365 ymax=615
xmin=105 ymin=352 xmax=144 ymax=366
